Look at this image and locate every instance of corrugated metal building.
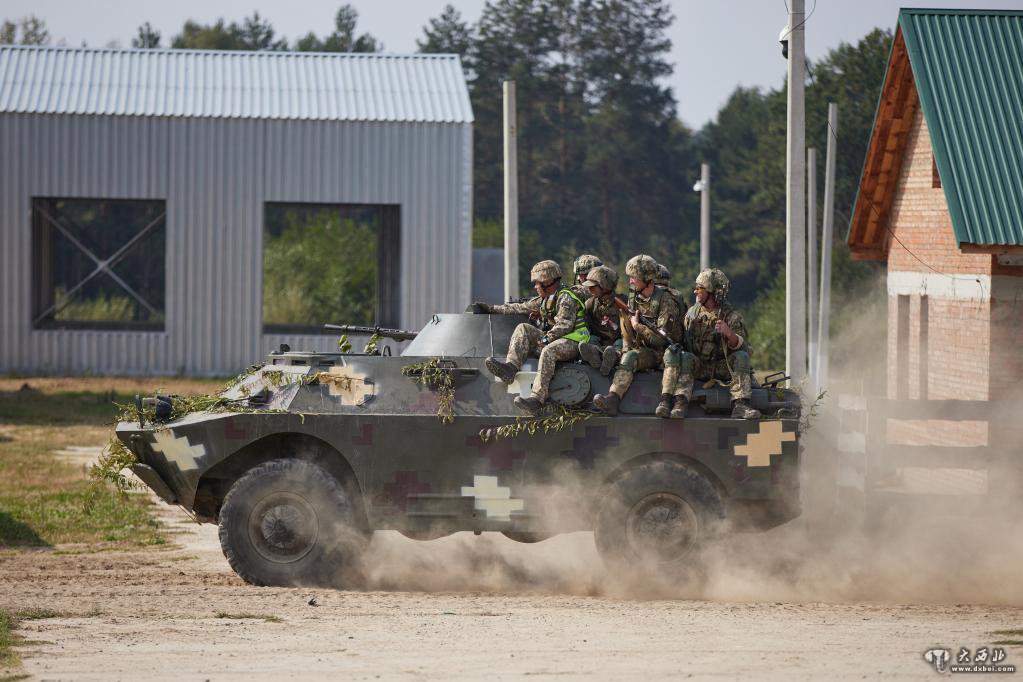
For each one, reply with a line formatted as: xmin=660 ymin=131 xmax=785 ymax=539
xmin=0 ymin=45 xmax=473 ymax=375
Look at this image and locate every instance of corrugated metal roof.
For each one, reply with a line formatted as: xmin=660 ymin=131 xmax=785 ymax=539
xmin=901 ymin=8 xmax=1023 ymax=246
xmin=0 ymin=45 xmax=473 ymax=123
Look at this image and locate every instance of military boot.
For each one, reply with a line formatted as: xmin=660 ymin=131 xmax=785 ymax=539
xmin=592 ymin=392 xmax=620 ymax=416
xmin=599 ymin=347 xmax=618 ymax=376
xmin=485 ymin=356 xmax=518 ymax=384
xmin=513 ymin=395 xmax=543 ymax=416
xmin=655 ymin=393 xmax=672 ymax=419
xmin=671 ymin=396 xmax=688 ymax=419
xmin=578 ymin=343 xmax=603 ymax=370
xmin=731 ymin=399 xmax=761 ymax=420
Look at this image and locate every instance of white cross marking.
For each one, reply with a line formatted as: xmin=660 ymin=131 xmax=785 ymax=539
xmin=504 ymin=372 xmax=537 ymax=398
xmin=460 ymin=475 xmax=525 ymax=521
xmin=151 ymin=430 xmax=206 ymax=472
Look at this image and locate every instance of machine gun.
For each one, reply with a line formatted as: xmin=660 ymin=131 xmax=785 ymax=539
xmin=323 ymin=324 xmax=419 ymax=342
xmin=612 ymin=298 xmax=685 ymax=353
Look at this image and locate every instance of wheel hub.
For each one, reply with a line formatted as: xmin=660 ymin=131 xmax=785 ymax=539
xmin=625 ymin=492 xmax=699 ymax=563
xmin=249 ymin=492 xmax=318 ymax=564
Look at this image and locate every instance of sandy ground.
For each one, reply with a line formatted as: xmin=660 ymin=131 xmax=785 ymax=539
xmin=2 ymin=488 xmax=1022 ymax=681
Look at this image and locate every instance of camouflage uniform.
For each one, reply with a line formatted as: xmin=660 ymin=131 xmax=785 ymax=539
xmin=605 ymin=256 xmax=681 ymax=399
xmin=663 ymin=269 xmax=753 ymax=404
xmin=578 ymin=265 xmax=622 ymax=376
xmin=655 ymin=263 xmax=689 ymax=314
xmin=487 ymin=261 xmax=590 ymax=404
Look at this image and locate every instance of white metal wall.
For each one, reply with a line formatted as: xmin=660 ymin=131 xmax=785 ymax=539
xmin=0 ymin=113 xmax=472 ymax=375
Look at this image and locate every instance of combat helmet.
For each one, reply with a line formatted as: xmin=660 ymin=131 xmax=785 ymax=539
xmin=573 ymin=254 xmax=604 ymax=277
xmin=582 ymin=265 xmax=618 ymax=292
xmin=655 ymin=263 xmax=671 ymax=287
xmin=695 ymin=268 xmax=730 ymax=300
xmin=625 ymin=254 xmax=659 ymax=282
xmin=530 ymin=259 xmax=563 ymax=283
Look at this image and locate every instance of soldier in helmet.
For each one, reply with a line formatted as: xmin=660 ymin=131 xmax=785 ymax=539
xmin=663 ymin=268 xmax=760 ymax=420
xmin=477 ymin=260 xmax=591 ymax=416
xmin=577 ymin=265 xmax=621 ymax=376
xmin=592 ymin=255 xmax=681 ymax=417
xmin=655 ymin=263 xmax=688 ymax=313
xmin=571 ymin=254 xmax=604 ymax=297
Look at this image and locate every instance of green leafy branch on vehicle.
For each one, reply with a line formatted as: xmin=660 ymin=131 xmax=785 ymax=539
xmin=89 ymin=436 xmax=143 ymax=495
xmin=362 ymin=333 xmax=382 ymax=355
xmin=401 ymin=358 xmax=455 ymax=424
xmin=479 ymin=405 xmax=592 ymax=443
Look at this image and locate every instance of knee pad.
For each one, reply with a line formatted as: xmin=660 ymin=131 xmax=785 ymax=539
xmin=679 ymin=352 xmax=695 ymax=373
xmin=619 ymin=350 xmax=640 ymax=372
xmin=663 ymin=348 xmax=681 ymax=368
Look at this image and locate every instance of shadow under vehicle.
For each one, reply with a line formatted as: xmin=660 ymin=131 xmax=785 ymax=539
xmin=116 ymin=313 xmax=802 ymax=587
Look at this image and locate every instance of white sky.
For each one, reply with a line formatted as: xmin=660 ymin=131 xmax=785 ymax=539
xmin=4 ymin=0 xmax=1020 ymax=128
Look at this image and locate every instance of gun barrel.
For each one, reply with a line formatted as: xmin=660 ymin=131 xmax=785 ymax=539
xmin=323 ymin=324 xmax=418 ymax=341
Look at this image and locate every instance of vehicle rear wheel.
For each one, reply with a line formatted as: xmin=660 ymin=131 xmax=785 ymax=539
xmin=594 ymin=461 xmax=724 ymax=582
xmin=218 ymin=458 xmax=368 ymax=588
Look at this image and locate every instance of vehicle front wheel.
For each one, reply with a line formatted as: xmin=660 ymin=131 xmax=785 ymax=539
xmin=594 ymin=461 xmax=724 ymax=583
xmin=218 ymin=458 xmax=368 ymax=588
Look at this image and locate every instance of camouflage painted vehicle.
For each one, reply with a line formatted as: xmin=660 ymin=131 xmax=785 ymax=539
xmin=116 ymin=313 xmax=802 ymax=587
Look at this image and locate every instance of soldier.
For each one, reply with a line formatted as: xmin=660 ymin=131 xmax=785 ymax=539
xmin=592 ymin=255 xmax=681 ymax=417
xmin=577 ymin=265 xmax=621 ymax=376
xmin=663 ymin=268 xmax=760 ymax=420
xmin=655 ymin=263 xmax=688 ymax=313
xmin=571 ymin=254 xmax=604 ymax=297
xmin=476 ymin=260 xmax=591 ymax=416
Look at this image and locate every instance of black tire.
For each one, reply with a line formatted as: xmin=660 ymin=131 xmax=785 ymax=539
xmin=501 ymin=531 xmax=554 ymax=543
xmin=218 ymin=458 xmax=368 ymax=588
xmin=594 ymin=461 xmax=724 ymax=582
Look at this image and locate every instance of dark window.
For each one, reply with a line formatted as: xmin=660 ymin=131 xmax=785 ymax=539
xmin=896 ymin=294 xmax=910 ymax=400
xmin=932 ymin=155 xmax=942 ymax=189
xmin=32 ymin=198 xmax=166 ymax=331
xmin=262 ymin=203 xmax=400 ymax=334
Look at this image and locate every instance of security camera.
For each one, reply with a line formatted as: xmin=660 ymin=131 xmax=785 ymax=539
xmin=778 ymin=25 xmax=789 ymax=59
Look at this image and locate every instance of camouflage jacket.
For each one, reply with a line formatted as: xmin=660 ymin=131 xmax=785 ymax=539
xmin=628 ymin=287 xmax=681 ymax=349
xmin=490 ymin=289 xmax=586 ymax=341
xmin=660 ymin=285 xmax=689 ymax=316
xmin=584 ymin=294 xmax=622 ymax=346
xmin=684 ymin=302 xmax=750 ymax=363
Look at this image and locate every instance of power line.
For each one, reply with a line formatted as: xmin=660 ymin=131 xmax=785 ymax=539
xmin=780 ymin=0 xmax=818 ymax=43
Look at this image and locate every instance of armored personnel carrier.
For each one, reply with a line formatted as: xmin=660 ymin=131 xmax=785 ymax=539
xmin=116 ymin=313 xmax=802 ymax=587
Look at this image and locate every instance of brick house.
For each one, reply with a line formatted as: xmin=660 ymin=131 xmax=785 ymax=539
xmin=847 ymin=9 xmax=1023 ymax=456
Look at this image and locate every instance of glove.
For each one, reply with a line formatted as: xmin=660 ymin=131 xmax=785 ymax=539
xmin=466 ymin=302 xmax=491 ymax=314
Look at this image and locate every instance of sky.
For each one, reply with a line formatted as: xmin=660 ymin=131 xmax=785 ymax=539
xmin=4 ymin=0 xmax=1020 ymax=128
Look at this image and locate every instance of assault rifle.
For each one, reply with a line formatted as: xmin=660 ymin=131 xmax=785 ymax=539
xmin=323 ymin=324 xmax=419 ymax=342
xmin=612 ymin=297 xmax=685 ymax=354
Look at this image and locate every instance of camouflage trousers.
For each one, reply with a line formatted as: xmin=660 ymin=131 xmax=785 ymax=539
xmin=505 ymin=323 xmax=580 ymax=402
xmin=662 ymin=348 xmax=752 ymax=402
xmin=609 ymin=347 xmax=675 ymax=398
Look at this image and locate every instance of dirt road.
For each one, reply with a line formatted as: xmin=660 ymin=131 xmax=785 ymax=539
xmin=3 ymin=496 xmax=1022 ymax=681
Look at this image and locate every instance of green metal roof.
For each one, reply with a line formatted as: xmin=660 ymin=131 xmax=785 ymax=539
xmin=900 ymin=8 xmax=1023 ymax=246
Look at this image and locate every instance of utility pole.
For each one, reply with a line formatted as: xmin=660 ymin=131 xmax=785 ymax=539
xmin=818 ymin=102 xmax=838 ymax=389
xmin=785 ymin=0 xmax=806 ymax=387
xmin=503 ymin=80 xmax=519 ymax=302
xmin=695 ymin=163 xmax=711 ymax=270
xmin=807 ymin=147 xmax=819 ymax=393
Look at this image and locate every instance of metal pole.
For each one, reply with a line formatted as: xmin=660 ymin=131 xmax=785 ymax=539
xmin=699 ymin=163 xmax=711 ymax=270
xmin=807 ymin=147 xmax=818 ymax=393
xmin=785 ymin=0 xmax=806 ymax=387
xmin=817 ymin=102 xmax=838 ymax=389
xmin=503 ymin=80 xmax=519 ymax=302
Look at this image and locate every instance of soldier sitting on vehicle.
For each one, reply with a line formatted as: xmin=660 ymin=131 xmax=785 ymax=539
xmin=571 ymin=254 xmax=604 ymax=297
xmin=662 ymin=268 xmax=761 ymax=420
xmin=474 ymin=260 xmax=591 ymax=416
xmin=577 ymin=265 xmax=622 ymax=377
xmin=592 ymin=255 xmax=681 ymax=417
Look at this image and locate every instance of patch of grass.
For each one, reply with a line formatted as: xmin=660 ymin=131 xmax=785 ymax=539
xmin=0 ymin=607 xmax=64 ymax=671
xmin=993 ymin=640 xmax=1023 ymax=646
xmin=993 ymin=629 xmax=1023 ymax=636
xmin=0 ymin=376 xmax=219 ymax=550
xmin=214 ymin=612 xmax=283 ymax=624
xmin=1 ymin=673 xmax=32 ymax=681
xmin=12 ymin=609 xmax=63 ymax=621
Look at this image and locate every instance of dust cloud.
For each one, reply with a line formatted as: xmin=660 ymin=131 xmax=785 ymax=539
xmin=355 ymin=286 xmax=1022 ymax=606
